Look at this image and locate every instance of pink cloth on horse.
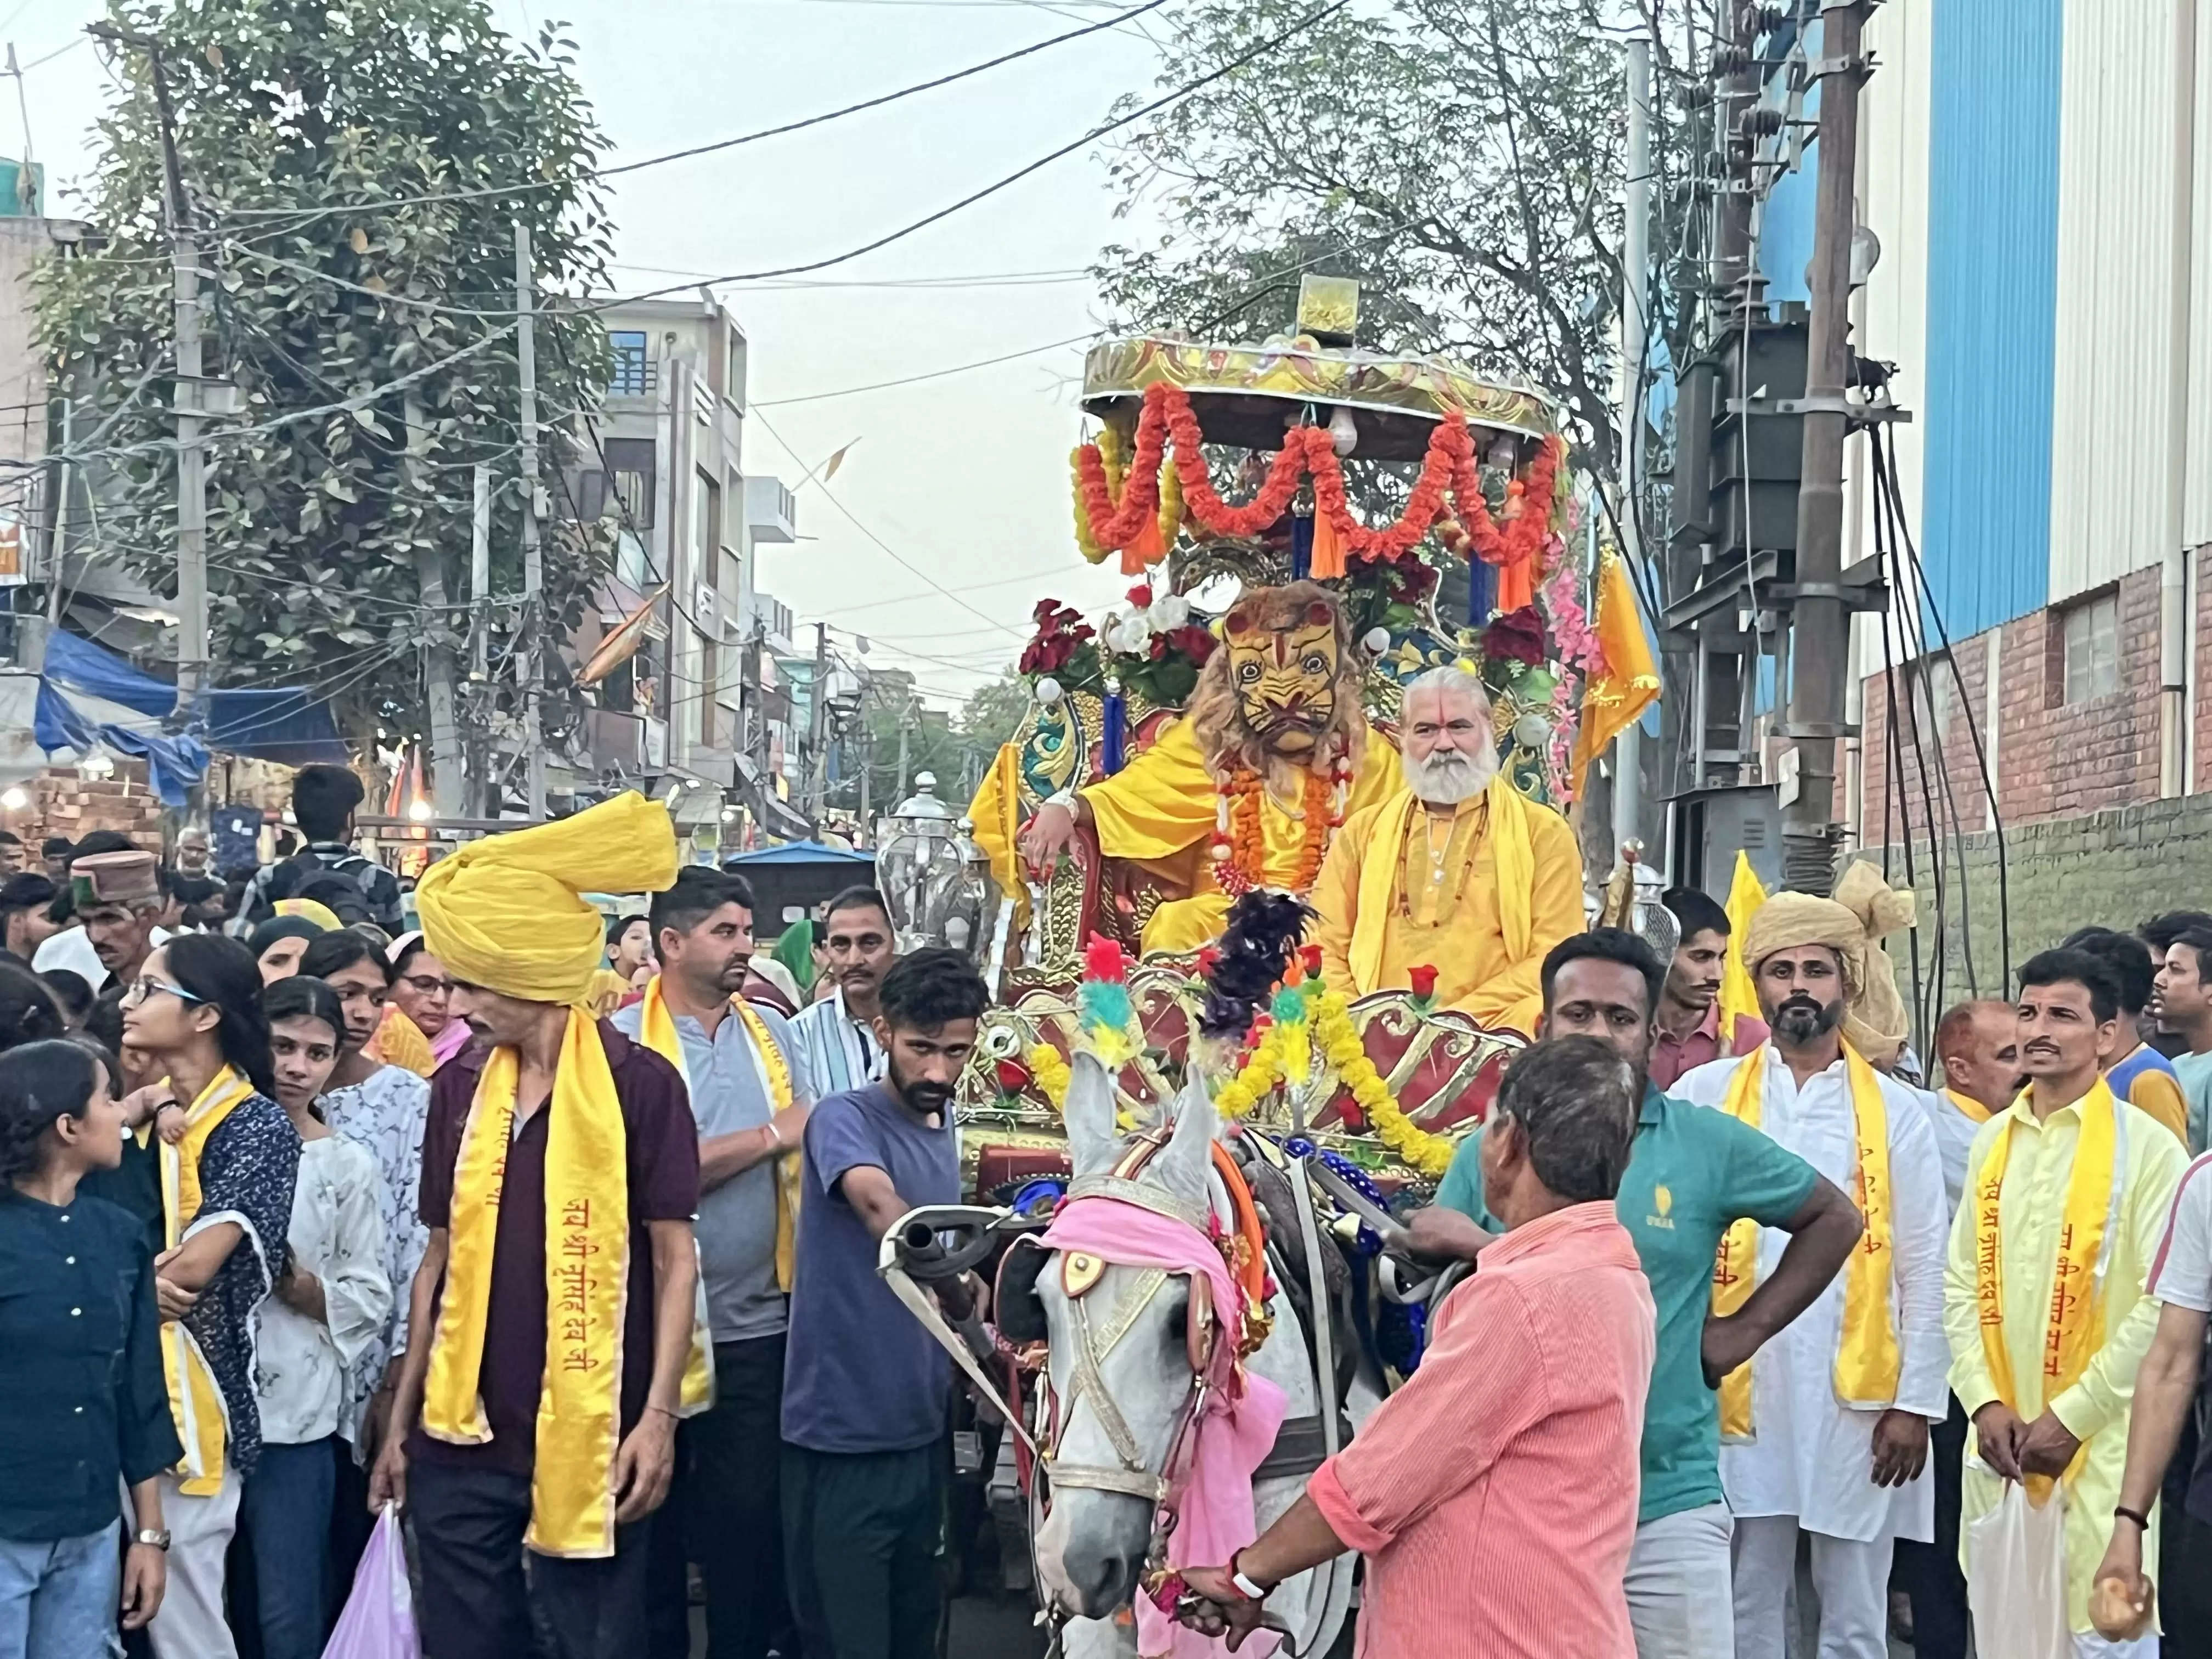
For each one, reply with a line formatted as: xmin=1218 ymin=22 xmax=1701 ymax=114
xmin=1040 ymin=1195 xmax=1289 ymax=1659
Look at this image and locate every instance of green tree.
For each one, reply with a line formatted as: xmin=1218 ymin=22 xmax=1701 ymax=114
xmin=41 ymin=0 xmax=616 ymax=742
xmin=1096 ymin=0 xmax=1654 ymax=482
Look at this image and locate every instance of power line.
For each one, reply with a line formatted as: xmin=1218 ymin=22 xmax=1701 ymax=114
xmin=213 ymin=0 xmax=1172 ymax=227
xmin=752 ymin=330 xmax=1096 ymax=408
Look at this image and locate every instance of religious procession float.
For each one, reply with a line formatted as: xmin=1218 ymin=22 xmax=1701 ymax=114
xmin=870 ymin=277 xmax=1662 ymax=1202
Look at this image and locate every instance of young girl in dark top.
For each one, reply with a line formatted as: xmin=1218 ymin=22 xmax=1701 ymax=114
xmin=0 ymin=1038 xmax=182 ymax=1657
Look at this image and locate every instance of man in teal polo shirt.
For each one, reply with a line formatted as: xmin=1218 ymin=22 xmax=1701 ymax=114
xmin=1411 ymin=928 xmax=1863 ymax=1659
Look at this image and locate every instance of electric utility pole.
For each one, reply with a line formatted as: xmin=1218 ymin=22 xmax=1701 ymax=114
xmin=1611 ymin=32 xmax=1653 ymax=859
xmin=91 ymin=24 xmax=208 ymax=707
xmin=468 ymin=461 xmax=492 ymax=815
xmin=515 ymin=223 xmax=546 ymax=821
xmin=1778 ymin=0 xmax=1871 ymax=893
xmin=406 ymin=391 xmax=466 ymax=815
xmin=806 ymin=622 xmax=830 ymax=821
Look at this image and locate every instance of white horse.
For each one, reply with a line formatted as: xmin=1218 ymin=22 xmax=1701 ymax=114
xmin=1027 ymin=1054 xmax=1369 ymax=1658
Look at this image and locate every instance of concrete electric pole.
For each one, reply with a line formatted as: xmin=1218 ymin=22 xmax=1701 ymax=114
xmin=1778 ymin=0 xmax=1871 ymax=894
xmin=406 ymin=391 xmax=466 ymax=816
xmin=1611 ymin=32 xmax=1654 ymax=859
xmin=515 ymin=222 xmax=546 ymax=822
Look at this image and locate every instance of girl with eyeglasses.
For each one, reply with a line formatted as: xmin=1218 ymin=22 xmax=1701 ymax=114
xmin=116 ymin=932 xmax=301 ymax=1659
xmin=0 ymin=1039 xmax=181 ymax=1657
xmin=238 ymin=975 xmax=391 ymax=1659
xmin=293 ymin=931 xmax=430 ymax=1554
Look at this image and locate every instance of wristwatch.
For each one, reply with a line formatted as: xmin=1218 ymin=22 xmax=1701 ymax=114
xmin=134 ymin=1528 xmax=171 ymax=1551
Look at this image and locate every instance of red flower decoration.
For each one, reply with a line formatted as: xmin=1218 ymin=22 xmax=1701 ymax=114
xmin=1484 ymin=606 xmax=1548 ymax=669
xmin=1084 ymin=934 xmax=1128 ymax=984
xmin=1194 ymin=945 xmax=1222 ymax=977
xmin=1299 ymin=944 xmax=1324 ymax=979
xmin=1126 ymin=583 xmax=1153 ymax=608
xmin=994 ymin=1057 xmax=1031 ymax=1095
xmin=1408 ymin=963 xmax=1439 ymax=1000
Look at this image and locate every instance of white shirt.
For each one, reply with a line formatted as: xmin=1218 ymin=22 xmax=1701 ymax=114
xmin=2152 ymin=1150 xmax=2212 ymax=1311
xmin=252 ymin=1135 xmax=392 ymax=1446
xmin=1674 ymin=1044 xmax=1952 ymax=1543
xmin=1923 ymin=1088 xmax=1987 ymax=1221
xmin=31 ymin=923 xmax=171 ymax=991
xmin=323 ymin=1063 xmax=432 ymax=1450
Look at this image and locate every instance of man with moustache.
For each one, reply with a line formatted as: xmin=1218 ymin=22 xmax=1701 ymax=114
xmin=1945 ymin=951 xmax=2185 ymax=1657
xmin=787 ymin=886 xmax=893 ymax=1096
xmin=780 ymin=947 xmax=989 ymax=1659
xmin=613 ymin=867 xmax=810 ymax=1659
xmin=2152 ymin=927 xmax=2212 ymax=1154
xmin=1648 ymin=887 xmax=1770 ymax=1090
xmin=1311 ymin=664 xmax=1583 ymax=1035
xmin=1414 ymin=929 xmax=1860 ymax=1659
xmin=1674 ymin=881 xmax=1951 ymax=1659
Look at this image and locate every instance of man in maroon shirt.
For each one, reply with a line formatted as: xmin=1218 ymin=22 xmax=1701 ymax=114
xmin=368 ymin=796 xmax=701 ymax=1659
xmin=1649 ymin=886 xmax=1769 ymax=1091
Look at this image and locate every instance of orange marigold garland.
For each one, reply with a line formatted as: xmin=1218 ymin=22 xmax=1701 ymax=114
xmin=1076 ymin=383 xmax=1564 ymax=572
xmin=1209 ymin=751 xmax=1347 ymax=896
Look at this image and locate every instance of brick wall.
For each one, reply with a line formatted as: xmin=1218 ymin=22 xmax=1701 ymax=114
xmin=1859 ymin=564 xmax=2172 ymax=847
xmin=1 ymin=764 xmax=167 ymax=852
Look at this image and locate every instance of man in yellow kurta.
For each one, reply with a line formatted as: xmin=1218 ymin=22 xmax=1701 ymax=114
xmin=1308 ymin=665 xmax=1583 ymax=1035
xmin=1942 ymin=945 xmax=2187 ymax=1655
xmin=1017 ymin=580 xmax=1398 ymax=953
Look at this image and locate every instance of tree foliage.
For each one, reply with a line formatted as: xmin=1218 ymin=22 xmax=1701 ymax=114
xmin=41 ymin=0 xmax=617 ymax=741
xmin=1096 ymin=0 xmax=1632 ymax=479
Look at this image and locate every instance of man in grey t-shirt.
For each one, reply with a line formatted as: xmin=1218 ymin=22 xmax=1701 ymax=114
xmin=613 ymin=867 xmax=809 ymax=1659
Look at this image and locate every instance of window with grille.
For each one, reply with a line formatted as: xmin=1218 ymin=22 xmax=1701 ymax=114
xmin=2061 ymin=593 xmax=2119 ymax=704
xmin=609 ymin=331 xmax=651 ymax=396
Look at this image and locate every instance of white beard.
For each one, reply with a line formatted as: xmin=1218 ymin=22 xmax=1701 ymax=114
xmin=1401 ymin=743 xmax=1496 ymax=805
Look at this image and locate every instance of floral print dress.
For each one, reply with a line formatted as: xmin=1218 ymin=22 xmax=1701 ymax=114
xmin=321 ymin=1064 xmax=431 ymax=1460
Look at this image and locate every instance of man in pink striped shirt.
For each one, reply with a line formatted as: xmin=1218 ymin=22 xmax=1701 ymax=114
xmin=1175 ymin=1036 xmax=1658 ymax=1657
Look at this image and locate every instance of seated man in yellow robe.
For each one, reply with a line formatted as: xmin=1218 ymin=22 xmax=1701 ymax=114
xmin=1018 ymin=582 xmax=1398 ymax=954
xmin=1308 ymin=665 xmax=1583 ymax=1035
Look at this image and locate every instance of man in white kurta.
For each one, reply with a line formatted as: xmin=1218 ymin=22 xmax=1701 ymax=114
xmin=1676 ymin=890 xmax=1951 ymax=1659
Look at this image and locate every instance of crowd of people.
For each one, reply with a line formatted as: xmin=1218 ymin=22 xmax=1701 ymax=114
xmin=1177 ymin=889 xmax=2212 ymax=1659
xmin=8 ymin=749 xmax=2212 ymax=1659
xmin=0 ymin=773 xmax=969 ymax=1659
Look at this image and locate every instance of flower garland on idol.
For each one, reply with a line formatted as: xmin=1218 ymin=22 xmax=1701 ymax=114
xmin=1073 ymin=381 xmax=1563 ymax=580
xmin=1209 ymin=755 xmax=1346 ymax=898
xmin=1194 ymin=896 xmax=1457 ymax=1177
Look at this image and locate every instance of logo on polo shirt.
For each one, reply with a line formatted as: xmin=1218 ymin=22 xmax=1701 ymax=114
xmin=1646 ymin=1184 xmax=1675 ymax=1230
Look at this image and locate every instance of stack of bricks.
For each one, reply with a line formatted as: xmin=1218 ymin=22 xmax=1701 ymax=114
xmin=12 ymin=763 xmax=166 ymax=850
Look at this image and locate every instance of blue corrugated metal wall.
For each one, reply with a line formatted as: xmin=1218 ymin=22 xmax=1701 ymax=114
xmin=1921 ymin=0 xmax=2063 ymax=639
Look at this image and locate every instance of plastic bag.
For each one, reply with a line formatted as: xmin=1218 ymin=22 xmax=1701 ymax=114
xmin=1965 ymin=1482 xmax=2069 ymax=1659
xmin=322 ymin=1503 xmax=419 ymax=1659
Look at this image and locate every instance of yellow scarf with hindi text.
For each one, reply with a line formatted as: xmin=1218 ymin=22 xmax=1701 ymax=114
xmin=1349 ymin=774 xmax=1533 ymax=994
xmin=1712 ymin=1043 xmax=1900 ymax=1439
xmin=421 ymin=1008 xmax=630 ymax=1559
xmin=1973 ymin=1077 xmax=2124 ymax=1502
xmin=636 ymin=975 xmax=797 ymax=1408
xmin=159 ymin=1066 xmax=259 ymax=1496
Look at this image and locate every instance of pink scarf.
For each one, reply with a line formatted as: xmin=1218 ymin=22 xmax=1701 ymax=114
xmin=1039 ymin=1196 xmax=1288 ymax=1659
xmin=427 ymin=1017 xmax=472 ymax=1068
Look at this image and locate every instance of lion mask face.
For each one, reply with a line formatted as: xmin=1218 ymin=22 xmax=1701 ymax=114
xmin=1223 ymin=600 xmax=1339 ymax=755
xmin=1187 ymin=580 xmax=1365 ymax=783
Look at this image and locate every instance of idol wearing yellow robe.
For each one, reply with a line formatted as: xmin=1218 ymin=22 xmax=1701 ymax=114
xmin=1308 ymin=778 xmax=1583 ymax=1035
xmin=1084 ymin=718 xmax=1401 ymax=953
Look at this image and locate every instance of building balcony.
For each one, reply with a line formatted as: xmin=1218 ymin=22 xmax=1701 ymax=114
xmin=746 ymin=477 xmax=797 ymax=544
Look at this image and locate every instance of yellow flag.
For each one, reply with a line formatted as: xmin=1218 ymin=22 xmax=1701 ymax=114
xmin=1719 ymin=850 xmax=1768 ymax=1042
xmin=1570 ymin=551 xmax=1662 ymax=795
xmin=966 ymin=743 xmax=1031 ymax=935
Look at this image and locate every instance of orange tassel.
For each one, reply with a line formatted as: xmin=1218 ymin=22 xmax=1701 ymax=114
xmin=1310 ymin=507 xmax=1345 ymax=579
xmin=1122 ymin=516 xmax=1164 ymax=575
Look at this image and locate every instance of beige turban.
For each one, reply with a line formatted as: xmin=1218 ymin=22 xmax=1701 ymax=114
xmin=1739 ymin=861 xmax=1916 ymax=1063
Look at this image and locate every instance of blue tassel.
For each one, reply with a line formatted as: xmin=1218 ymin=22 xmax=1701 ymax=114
xmin=1102 ymin=687 xmax=1126 ymax=774
xmin=1468 ymin=556 xmax=1493 ymax=625
xmin=1290 ymin=514 xmax=1313 ymax=580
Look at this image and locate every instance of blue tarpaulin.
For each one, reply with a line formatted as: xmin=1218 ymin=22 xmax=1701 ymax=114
xmin=35 ymin=629 xmax=352 ymax=804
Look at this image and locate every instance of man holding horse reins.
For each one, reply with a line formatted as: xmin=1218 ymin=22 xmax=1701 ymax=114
xmin=781 ymin=948 xmax=991 ymax=1659
xmin=1413 ymin=928 xmax=1864 ymax=1659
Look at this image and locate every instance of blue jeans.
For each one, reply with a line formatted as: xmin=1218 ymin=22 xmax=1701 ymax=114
xmin=239 ymin=1438 xmax=336 ymax=1659
xmin=0 ymin=1520 xmax=122 ymax=1659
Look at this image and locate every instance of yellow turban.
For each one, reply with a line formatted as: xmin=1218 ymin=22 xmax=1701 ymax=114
xmin=274 ymin=898 xmax=342 ymax=931
xmin=1739 ymin=862 xmax=1916 ymax=1063
xmin=416 ymin=792 xmax=679 ymax=1006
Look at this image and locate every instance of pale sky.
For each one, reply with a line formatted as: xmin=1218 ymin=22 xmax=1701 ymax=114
xmin=10 ymin=0 xmax=1170 ymax=706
